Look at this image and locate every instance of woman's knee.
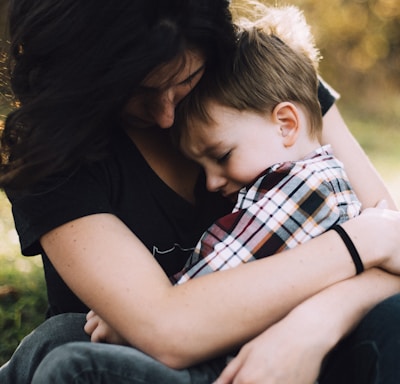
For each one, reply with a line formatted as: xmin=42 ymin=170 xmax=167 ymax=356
xmin=32 ymin=342 xmax=193 ymax=384
xmin=32 ymin=342 xmax=92 ymax=384
xmin=36 ymin=313 xmax=89 ymax=341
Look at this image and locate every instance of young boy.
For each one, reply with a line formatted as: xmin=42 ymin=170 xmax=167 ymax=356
xmin=171 ymin=6 xmax=362 ymax=283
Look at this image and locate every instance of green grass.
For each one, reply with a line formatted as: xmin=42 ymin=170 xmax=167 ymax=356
xmin=0 ymin=192 xmax=47 ymax=366
xmin=0 ymin=103 xmax=48 ymax=366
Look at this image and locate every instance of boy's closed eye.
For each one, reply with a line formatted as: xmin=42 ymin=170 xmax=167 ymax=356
xmin=216 ymin=151 xmax=232 ymax=164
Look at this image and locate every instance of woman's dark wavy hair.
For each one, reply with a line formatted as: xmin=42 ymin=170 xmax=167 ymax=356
xmin=0 ymin=0 xmax=235 ymax=189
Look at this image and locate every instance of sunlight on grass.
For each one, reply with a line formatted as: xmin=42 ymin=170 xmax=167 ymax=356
xmin=0 ymin=192 xmax=47 ymax=366
xmin=0 ymin=221 xmax=18 ymax=254
xmin=0 ymin=191 xmax=44 ymax=282
xmin=0 ymin=192 xmax=20 ymax=259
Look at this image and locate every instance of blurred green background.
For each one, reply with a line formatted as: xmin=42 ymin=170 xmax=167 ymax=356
xmin=0 ymin=0 xmax=399 ymax=365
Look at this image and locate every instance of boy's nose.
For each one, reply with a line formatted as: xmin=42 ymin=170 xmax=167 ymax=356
xmin=206 ymin=172 xmax=227 ymax=193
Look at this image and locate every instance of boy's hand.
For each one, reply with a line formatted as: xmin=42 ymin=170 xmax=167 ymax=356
xmin=84 ymin=310 xmax=129 ymax=345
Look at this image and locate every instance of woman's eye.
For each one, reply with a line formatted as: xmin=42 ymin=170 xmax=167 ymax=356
xmin=181 ymin=76 xmax=194 ymax=86
xmin=217 ymin=151 xmax=231 ymax=164
xmin=180 ymin=66 xmax=205 ymax=86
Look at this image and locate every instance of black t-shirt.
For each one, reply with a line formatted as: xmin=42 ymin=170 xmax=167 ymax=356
xmin=7 ymin=81 xmax=337 ymax=317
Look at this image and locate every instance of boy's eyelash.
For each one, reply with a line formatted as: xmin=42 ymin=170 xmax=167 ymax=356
xmin=217 ymin=151 xmax=231 ymax=164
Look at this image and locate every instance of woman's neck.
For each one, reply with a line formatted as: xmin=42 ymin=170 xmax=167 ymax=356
xmin=125 ymin=125 xmax=200 ymax=204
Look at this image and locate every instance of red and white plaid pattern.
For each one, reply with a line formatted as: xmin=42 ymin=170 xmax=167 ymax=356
xmin=172 ymin=145 xmax=361 ymax=284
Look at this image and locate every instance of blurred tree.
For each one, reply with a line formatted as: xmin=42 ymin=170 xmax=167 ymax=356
xmin=0 ymin=0 xmax=8 ymax=43
xmin=0 ymin=0 xmax=10 ymax=113
xmin=231 ymin=0 xmax=400 ymax=109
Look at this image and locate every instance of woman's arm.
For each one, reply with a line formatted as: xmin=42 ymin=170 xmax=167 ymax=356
xmin=215 ymin=267 xmax=400 ymax=384
xmin=40 ymin=206 xmax=400 ymax=369
xmin=42 ymin=105 xmax=400 ymax=369
xmin=321 ymin=104 xmax=397 ymax=210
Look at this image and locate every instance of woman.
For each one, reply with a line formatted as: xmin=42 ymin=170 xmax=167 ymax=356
xmin=1 ymin=1 xmax=400 ymax=383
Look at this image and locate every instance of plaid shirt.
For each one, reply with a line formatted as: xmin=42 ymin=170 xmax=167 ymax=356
xmin=172 ymin=145 xmax=361 ymax=284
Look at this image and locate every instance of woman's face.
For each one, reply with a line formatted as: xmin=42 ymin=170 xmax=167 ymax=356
xmin=123 ymin=50 xmax=205 ymax=129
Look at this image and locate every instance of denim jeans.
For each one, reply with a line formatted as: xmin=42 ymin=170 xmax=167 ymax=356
xmin=318 ymin=292 xmax=400 ymax=384
xmin=0 ymin=313 xmax=91 ymax=384
xmin=31 ymin=342 xmax=226 ymax=384
xmin=0 ymin=313 xmax=225 ymax=384
xmin=2 ymin=294 xmax=400 ymax=384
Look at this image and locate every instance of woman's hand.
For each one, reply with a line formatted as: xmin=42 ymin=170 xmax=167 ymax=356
xmin=84 ymin=310 xmax=129 ymax=345
xmin=214 ymin=313 xmax=322 ymax=384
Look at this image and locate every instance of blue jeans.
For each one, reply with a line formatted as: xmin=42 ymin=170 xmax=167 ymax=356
xmin=0 ymin=313 xmax=91 ymax=384
xmin=0 ymin=313 xmax=225 ymax=384
xmin=32 ymin=342 xmax=226 ymax=383
xmin=2 ymin=294 xmax=400 ymax=384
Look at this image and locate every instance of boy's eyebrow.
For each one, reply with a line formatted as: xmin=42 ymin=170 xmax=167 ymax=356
xmin=196 ymin=142 xmax=224 ymax=157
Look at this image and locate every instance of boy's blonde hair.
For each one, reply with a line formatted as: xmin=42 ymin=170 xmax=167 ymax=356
xmin=174 ymin=4 xmax=323 ymax=144
xmin=231 ymin=2 xmax=320 ymax=67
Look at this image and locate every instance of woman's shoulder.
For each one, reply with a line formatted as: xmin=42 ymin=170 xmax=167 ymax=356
xmin=6 ymin=131 xmax=147 ymax=256
xmin=318 ymin=78 xmax=340 ymax=115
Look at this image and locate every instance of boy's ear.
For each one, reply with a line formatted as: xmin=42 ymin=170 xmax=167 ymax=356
xmin=272 ymin=102 xmax=300 ymax=148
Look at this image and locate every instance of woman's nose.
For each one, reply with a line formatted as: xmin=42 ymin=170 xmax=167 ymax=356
xmin=152 ymin=89 xmax=176 ymax=129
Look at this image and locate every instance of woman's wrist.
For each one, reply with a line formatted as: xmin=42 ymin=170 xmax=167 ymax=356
xmin=284 ymin=268 xmax=400 ymax=357
xmin=330 ymin=225 xmax=364 ymax=275
xmin=283 ymin=297 xmax=341 ymax=356
xmin=339 ymin=210 xmax=399 ymax=273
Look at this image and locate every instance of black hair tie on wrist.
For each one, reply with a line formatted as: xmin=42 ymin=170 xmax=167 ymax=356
xmin=330 ymin=224 xmax=364 ymax=275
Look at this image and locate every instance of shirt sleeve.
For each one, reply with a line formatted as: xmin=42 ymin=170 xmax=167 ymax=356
xmin=7 ymin=163 xmax=114 ymax=256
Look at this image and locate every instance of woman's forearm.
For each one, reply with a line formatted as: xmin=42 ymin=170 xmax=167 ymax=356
xmin=322 ymin=105 xmax=397 ymax=210
xmin=284 ymin=268 xmax=400 ymax=361
xmin=131 ymin=210 xmax=400 ymax=368
xmin=155 ymin=229 xmax=358 ymax=367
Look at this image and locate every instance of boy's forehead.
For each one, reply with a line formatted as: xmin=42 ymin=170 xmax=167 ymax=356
xmin=183 ymin=121 xmax=225 ymax=155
